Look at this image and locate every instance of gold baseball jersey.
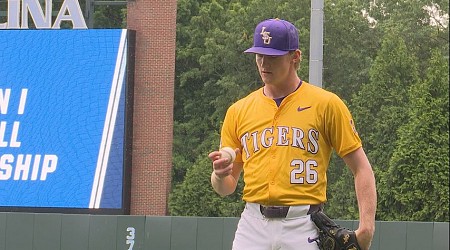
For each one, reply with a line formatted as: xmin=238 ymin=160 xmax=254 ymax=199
xmin=220 ymin=81 xmax=362 ymax=206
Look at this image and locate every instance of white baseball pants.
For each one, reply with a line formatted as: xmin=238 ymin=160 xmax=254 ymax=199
xmin=232 ymin=202 xmax=320 ymax=250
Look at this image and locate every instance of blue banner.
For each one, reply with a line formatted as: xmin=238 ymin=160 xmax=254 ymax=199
xmin=0 ymin=29 xmax=129 ymax=210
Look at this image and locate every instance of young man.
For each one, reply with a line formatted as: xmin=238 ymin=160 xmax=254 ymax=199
xmin=208 ymin=18 xmax=377 ymax=250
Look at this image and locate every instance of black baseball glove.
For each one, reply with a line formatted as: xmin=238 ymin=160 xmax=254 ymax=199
xmin=310 ymin=211 xmax=361 ymax=250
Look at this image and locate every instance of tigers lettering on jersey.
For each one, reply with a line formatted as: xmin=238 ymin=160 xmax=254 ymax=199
xmin=220 ymin=82 xmax=362 ymax=205
xmin=240 ymin=126 xmax=319 ymax=160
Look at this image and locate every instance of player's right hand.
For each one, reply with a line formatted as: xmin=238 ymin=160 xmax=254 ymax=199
xmin=355 ymin=227 xmax=374 ymax=250
xmin=208 ymin=149 xmax=236 ymax=179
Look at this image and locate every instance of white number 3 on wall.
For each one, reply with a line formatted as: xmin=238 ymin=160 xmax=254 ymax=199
xmin=126 ymin=227 xmax=136 ymax=250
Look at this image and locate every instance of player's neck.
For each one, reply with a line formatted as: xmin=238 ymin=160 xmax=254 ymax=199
xmin=263 ymin=76 xmax=301 ymax=99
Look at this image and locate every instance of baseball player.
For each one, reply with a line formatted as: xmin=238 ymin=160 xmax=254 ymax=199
xmin=208 ymin=18 xmax=377 ymax=250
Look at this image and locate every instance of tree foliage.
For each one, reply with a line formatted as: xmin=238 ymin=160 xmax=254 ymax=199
xmin=169 ymin=156 xmax=245 ymax=216
xmin=381 ymin=49 xmax=449 ymax=221
xmin=351 ymin=30 xmax=420 ymax=190
xmin=322 ymin=0 xmax=379 ymax=100
xmin=93 ymin=5 xmax=127 ymax=28
xmin=169 ymin=0 xmax=449 ymax=222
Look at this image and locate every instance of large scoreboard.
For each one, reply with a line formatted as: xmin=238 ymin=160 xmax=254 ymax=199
xmin=0 ymin=29 xmax=135 ymax=214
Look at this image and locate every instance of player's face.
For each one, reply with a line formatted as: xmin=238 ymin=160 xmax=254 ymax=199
xmin=255 ymin=53 xmax=294 ymax=86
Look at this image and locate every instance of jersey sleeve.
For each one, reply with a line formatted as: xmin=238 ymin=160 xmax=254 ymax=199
xmin=220 ymin=104 xmax=243 ymax=162
xmin=324 ymin=94 xmax=362 ymax=157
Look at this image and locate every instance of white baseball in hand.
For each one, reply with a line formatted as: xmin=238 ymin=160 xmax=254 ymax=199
xmin=220 ymin=147 xmax=236 ymax=164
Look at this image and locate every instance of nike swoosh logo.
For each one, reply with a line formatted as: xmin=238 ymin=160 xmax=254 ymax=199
xmin=297 ymin=106 xmax=312 ymax=112
xmin=307 ymin=237 xmax=318 ymax=243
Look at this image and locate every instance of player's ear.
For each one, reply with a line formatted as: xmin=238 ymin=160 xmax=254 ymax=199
xmin=292 ymin=50 xmax=301 ymax=62
xmin=291 ymin=50 xmax=302 ymax=70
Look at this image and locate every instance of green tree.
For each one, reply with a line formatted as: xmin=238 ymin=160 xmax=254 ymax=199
xmin=322 ymin=0 xmax=380 ymax=219
xmin=169 ymin=156 xmax=245 ymax=216
xmin=325 ymin=0 xmax=449 ymax=220
xmin=325 ymin=153 xmax=359 ymax=219
xmin=351 ymin=30 xmax=420 ymax=220
xmin=173 ymin=0 xmax=256 ymax=186
xmin=93 ymin=4 xmax=126 ymax=28
xmin=382 ymin=49 xmax=449 ymax=221
xmin=170 ymin=0 xmax=450 ymax=221
xmin=363 ymin=0 xmax=449 ymax=74
xmin=323 ymin=0 xmax=380 ymax=100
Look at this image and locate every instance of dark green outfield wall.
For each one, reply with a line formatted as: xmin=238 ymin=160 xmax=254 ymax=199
xmin=0 ymin=212 xmax=448 ymax=250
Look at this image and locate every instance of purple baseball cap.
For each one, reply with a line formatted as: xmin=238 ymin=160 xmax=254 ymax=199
xmin=244 ymin=18 xmax=299 ymax=56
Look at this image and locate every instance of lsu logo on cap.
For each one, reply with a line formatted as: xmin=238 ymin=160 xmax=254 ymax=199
xmin=260 ymin=27 xmax=272 ymax=45
xmin=244 ymin=18 xmax=299 ymax=56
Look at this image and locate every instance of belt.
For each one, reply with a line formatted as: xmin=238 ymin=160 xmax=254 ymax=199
xmin=259 ymin=204 xmax=323 ymax=218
